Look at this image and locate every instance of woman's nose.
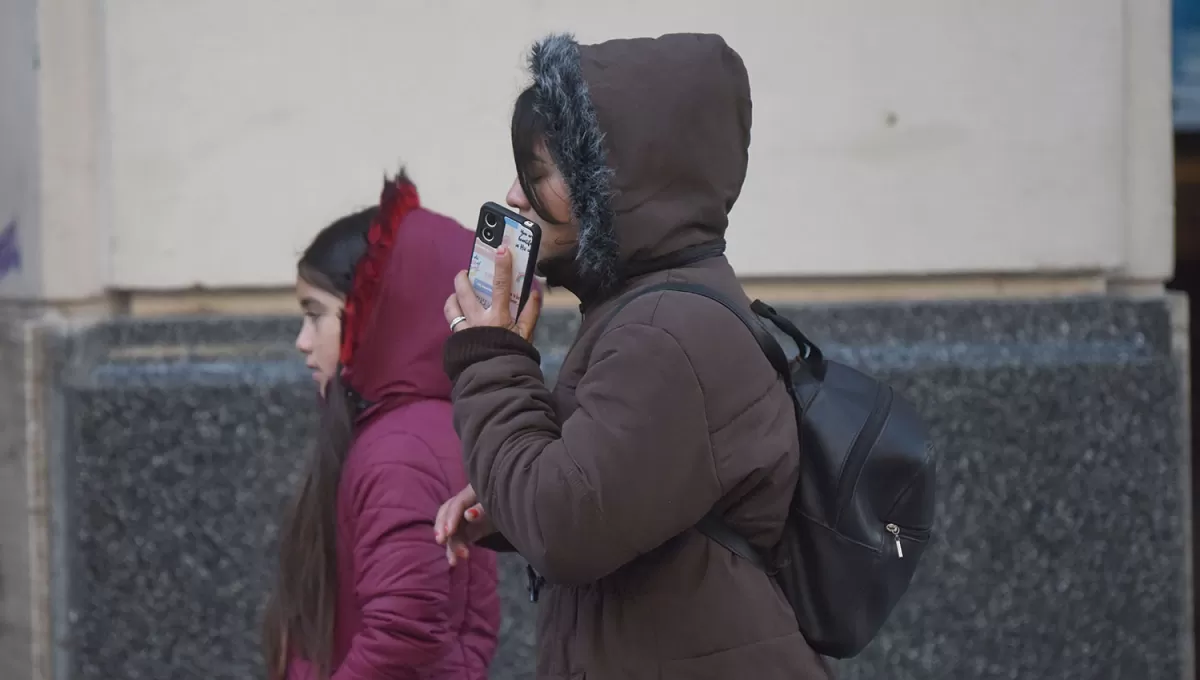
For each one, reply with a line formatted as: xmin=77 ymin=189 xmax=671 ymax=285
xmin=506 ymin=177 xmax=530 ymax=211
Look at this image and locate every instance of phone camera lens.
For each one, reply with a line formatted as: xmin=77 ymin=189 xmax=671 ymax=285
xmin=483 ymin=212 xmax=498 ymax=229
xmin=482 ymin=228 xmax=495 ymax=242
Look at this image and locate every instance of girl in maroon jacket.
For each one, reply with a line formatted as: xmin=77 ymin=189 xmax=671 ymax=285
xmin=263 ymin=172 xmax=500 ymax=680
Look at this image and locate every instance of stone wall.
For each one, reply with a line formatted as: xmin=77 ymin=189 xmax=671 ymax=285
xmin=21 ymin=295 xmax=1191 ymax=679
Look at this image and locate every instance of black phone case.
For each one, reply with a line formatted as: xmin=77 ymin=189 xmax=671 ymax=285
xmin=474 ymin=202 xmax=542 ymax=316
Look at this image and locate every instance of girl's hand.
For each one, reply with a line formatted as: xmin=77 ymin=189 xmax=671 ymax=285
xmin=444 ymin=245 xmax=542 ymax=342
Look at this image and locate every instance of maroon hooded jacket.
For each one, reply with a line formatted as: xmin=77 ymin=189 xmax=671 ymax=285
xmin=288 ymin=203 xmax=500 ymax=680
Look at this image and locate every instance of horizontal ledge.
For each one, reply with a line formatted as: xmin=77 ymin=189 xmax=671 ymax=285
xmin=80 ymin=272 xmax=1136 ymax=317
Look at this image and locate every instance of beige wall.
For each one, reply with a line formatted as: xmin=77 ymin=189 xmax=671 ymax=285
xmin=38 ymin=1 xmax=112 ymax=301
xmin=0 ymin=0 xmax=111 ymax=302
xmin=0 ymin=0 xmax=1176 ymax=300
xmin=0 ymin=0 xmax=39 ymax=299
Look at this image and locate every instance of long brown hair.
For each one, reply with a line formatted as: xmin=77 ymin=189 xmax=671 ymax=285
xmin=263 ymin=207 xmax=376 ymax=680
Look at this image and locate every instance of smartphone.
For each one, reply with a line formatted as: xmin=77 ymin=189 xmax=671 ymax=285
xmin=468 ymin=202 xmax=541 ymax=318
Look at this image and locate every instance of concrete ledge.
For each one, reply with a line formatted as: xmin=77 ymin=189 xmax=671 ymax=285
xmin=112 ymin=273 xmax=1119 ymax=318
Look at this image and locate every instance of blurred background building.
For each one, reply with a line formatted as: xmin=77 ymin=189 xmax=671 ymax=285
xmin=0 ymin=1 xmax=1188 ymax=679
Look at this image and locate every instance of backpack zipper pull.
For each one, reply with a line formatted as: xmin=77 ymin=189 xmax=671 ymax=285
xmin=886 ymin=523 xmax=903 ymax=558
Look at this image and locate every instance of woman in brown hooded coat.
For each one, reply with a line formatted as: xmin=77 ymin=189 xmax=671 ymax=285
xmin=438 ymin=33 xmax=832 ymax=680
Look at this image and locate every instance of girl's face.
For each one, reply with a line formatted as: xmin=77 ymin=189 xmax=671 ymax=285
xmin=294 ymin=277 xmax=344 ymax=394
xmin=506 ymin=141 xmax=579 ymax=263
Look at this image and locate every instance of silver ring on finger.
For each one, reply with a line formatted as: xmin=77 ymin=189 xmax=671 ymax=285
xmin=449 ymin=315 xmax=468 ymax=332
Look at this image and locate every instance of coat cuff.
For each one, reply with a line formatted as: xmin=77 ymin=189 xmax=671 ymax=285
xmin=443 ymin=326 xmax=541 ymax=382
xmin=477 ymin=532 xmax=518 ymax=553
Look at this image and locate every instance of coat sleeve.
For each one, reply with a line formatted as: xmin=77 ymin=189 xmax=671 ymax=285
xmin=331 ymin=434 xmax=457 ymax=680
xmin=443 ymin=322 xmax=724 ymax=585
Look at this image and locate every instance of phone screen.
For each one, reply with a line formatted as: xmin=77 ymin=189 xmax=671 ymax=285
xmin=468 ymin=214 xmax=535 ymax=318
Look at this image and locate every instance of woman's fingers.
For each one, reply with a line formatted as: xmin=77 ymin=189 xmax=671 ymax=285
xmin=434 ymin=500 xmax=449 ymax=544
xmin=435 ymin=487 xmax=474 ymax=544
xmin=445 ymin=511 xmax=495 ymax=566
xmin=437 ymin=485 xmax=484 ymax=562
xmin=450 ymin=271 xmax=486 ymax=327
xmin=464 ymin=503 xmax=485 ymax=522
xmin=447 ymin=538 xmax=469 ymax=566
xmin=489 ymin=247 xmax=516 ymax=326
xmin=516 ymin=287 xmax=543 ymax=341
xmin=445 ymin=523 xmax=485 ymax=566
xmin=435 ymin=498 xmax=461 ymax=545
xmin=443 ymin=292 xmax=465 ymax=330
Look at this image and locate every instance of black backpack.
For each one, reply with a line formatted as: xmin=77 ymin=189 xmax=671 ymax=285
xmin=605 ymin=282 xmax=937 ymax=659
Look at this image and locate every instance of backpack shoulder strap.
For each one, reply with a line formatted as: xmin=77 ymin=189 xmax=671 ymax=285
xmin=596 ymin=281 xmax=795 ymax=572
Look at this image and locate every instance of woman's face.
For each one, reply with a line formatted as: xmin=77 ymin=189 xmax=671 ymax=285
xmin=294 ymin=277 xmax=344 ymax=394
xmin=506 ymin=141 xmax=579 ymax=263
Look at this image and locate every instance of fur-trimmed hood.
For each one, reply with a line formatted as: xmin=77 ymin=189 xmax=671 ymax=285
xmin=527 ymin=32 xmax=752 ymax=300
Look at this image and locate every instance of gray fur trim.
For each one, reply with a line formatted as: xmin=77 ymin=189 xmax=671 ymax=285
xmin=529 ymin=34 xmax=619 ymax=293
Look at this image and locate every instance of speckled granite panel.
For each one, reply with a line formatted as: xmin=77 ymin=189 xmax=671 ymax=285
xmin=48 ymin=298 xmax=1188 ymax=680
xmin=64 ymin=382 xmax=313 ymax=678
xmin=832 ymin=361 xmax=1183 ymax=679
xmin=766 ymin=298 xmax=1186 ymax=680
xmin=53 ymin=316 xmax=541 ymax=680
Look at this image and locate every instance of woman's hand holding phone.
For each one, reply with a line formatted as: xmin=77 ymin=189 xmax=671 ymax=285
xmin=445 ymin=245 xmax=542 ymax=342
xmin=440 ymin=209 xmax=541 ymax=566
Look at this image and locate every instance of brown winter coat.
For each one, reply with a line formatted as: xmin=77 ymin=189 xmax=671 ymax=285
xmin=444 ymin=33 xmax=831 ymax=680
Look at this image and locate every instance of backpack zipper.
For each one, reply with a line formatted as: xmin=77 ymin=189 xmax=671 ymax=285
xmin=885 ymin=523 xmax=903 ymax=558
xmin=834 ymin=384 xmax=894 ymax=523
xmin=885 ymin=523 xmax=934 ymax=558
